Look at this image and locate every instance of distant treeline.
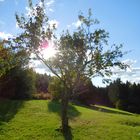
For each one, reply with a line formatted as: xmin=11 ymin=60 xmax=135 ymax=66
xmin=78 ymin=78 xmax=140 ymax=114
xmin=1 ymin=67 xmax=140 ymax=114
xmin=107 ymin=79 xmax=140 ymax=113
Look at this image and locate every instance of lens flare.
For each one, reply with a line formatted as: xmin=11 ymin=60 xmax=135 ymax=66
xmin=40 ymin=40 xmax=56 ymax=59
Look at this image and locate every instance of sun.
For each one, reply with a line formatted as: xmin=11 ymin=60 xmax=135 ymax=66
xmin=40 ymin=40 xmax=57 ymax=59
xmin=42 ymin=46 xmax=56 ymax=59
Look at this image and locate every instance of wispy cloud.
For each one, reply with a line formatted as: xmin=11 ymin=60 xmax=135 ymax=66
xmin=72 ymin=20 xmax=82 ymax=28
xmin=0 ymin=32 xmax=13 ymax=40
xmin=29 ymin=58 xmax=52 ymax=74
xmin=45 ymin=0 xmax=55 ymax=12
xmin=93 ymin=59 xmax=140 ymax=87
xmin=67 ymin=20 xmax=82 ymax=29
xmin=38 ymin=0 xmax=55 ymax=12
xmin=46 ymin=0 xmax=55 ymax=7
xmin=0 ymin=0 xmax=5 ymax=2
xmin=25 ymin=0 xmax=55 ymax=17
xmin=111 ymin=59 xmax=140 ymax=84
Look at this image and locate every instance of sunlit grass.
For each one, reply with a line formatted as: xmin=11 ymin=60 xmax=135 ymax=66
xmin=0 ymin=100 xmax=140 ymax=140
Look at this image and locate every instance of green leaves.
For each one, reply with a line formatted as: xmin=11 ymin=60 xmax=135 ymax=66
xmin=15 ymin=0 xmax=53 ymax=54
xmin=0 ymin=41 xmax=14 ymax=77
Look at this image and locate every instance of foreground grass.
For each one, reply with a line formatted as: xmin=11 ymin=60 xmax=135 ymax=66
xmin=0 ymin=100 xmax=140 ymax=140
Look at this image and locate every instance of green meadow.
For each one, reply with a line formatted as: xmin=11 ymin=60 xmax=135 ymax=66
xmin=0 ymin=100 xmax=140 ymax=140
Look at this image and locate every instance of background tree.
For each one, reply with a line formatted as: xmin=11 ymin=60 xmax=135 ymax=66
xmin=0 ymin=67 xmax=36 ymax=99
xmin=48 ymin=76 xmax=64 ymax=101
xmin=0 ymin=27 xmax=34 ymax=99
xmin=74 ymin=76 xmax=95 ymax=106
xmin=15 ymin=0 xmax=127 ymax=133
xmin=0 ymin=39 xmax=36 ymax=99
xmin=0 ymin=41 xmax=15 ymax=77
xmin=108 ymin=78 xmax=130 ymax=110
xmin=35 ymin=73 xmax=51 ymax=93
xmin=94 ymin=87 xmax=113 ymax=107
xmin=108 ymin=78 xmax=122 ymax=105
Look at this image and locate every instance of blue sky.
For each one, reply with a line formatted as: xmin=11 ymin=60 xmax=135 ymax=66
xmin=0 ymin=0 xmax=140 ymax=86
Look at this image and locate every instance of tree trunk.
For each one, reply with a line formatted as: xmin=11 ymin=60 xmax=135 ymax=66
xmin=61 ymin=93 xmax=69 ymax=133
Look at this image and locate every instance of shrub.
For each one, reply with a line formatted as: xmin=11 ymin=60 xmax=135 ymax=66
xmin=48 ymin=77 xmax=64 ymax=101
xmin=115 ymin=99 xmax=128 ymax=110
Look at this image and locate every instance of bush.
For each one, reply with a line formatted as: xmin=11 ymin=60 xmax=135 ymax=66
xmin=115 ymin=100 xmax=128 ymax=110
xmin=32 ymin=92 xmax=52 ymax=100
xmin=48 ymin=77 xmax=64 ymax=101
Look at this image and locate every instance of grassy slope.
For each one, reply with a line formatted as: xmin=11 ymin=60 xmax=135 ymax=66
xmin=0 ymin=100 xmax=140 ymax=140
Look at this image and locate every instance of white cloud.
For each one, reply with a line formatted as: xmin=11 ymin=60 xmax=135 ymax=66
xmin=72 ymin=20 xmax=82 ymax=28
xmin=92 ymin=59 xmax=140 ymax=87
xmin=48 ymin=8 xmax=54 ymax=12
xmin=46 ymin=0 xmax=55 ymax=6
xmin=111 ymin=59 xmax=140 ymax=84
xmin=39 ymin=0 xmax=55 ymax=13
xmin=35 ymin=68 xmax=47 ymax=74
xmin=0 ymin=0 xmax=5 ymax=2
xmin=29 ymin=58 xmax=53 ymax=75
xmin=116 ymin=68 xmax=140 ymax=84
xmin=122 ymin=59 xmax=137 ymax=67
xmin=48 ymin=19 xmax=59 ymax=29
xmin=45 ymin=0 xmax=55 ymax=13
xmin=25 ymin=0 xmax=55 ymax=17
xmin=0 ymin=32 xmax=13 ymax=40
xmin=15 ymin=22 xmax=19 ymax=29
xmin=66 ymin=20 xmax=82 ymax=29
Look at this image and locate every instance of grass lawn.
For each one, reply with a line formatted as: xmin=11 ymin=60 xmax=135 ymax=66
xmin=0 ymin=100 xmax=140 ymax=140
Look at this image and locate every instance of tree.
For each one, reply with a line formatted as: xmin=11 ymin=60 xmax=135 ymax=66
xmin=0 ymin=34 xmax=30 ymax=78
xmin=74 ymin=77 xmax=95 ymax=106
xmin=0 ymin=34 xmax=33 ymax=99
xmin=0 ymin=67 xmax=36 ymax=99
xmin=45 ymin=11 xmax=127 ymax=132
xmin=108 ymin=78 xmax=130 ymax=110
xmin=0 ymin=42 xmax=35 ymax=99
xmin=0 ymin=41 xmax=15 ymax=77
xmin=108 ymin=78 xmax=122 ymax=105
xmin=15 ymin=0 xmax=127 ymax=133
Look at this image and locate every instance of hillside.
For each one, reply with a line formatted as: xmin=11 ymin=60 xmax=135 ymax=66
xmin=0 ymin=100 xmax=140 ymax=140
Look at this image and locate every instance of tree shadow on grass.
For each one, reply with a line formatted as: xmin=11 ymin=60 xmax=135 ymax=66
xmin=48 ymin=101 xmax=81 ymax=140
xmin=62 ymin=127 xmax=73 ymax=140
xmin=90 ymin=105 xmax=133 ymax=115
xmin=0 ymin=99 xmax=24 ymax=123
xmin=47 ymin=101 xmax=81 ymax=120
